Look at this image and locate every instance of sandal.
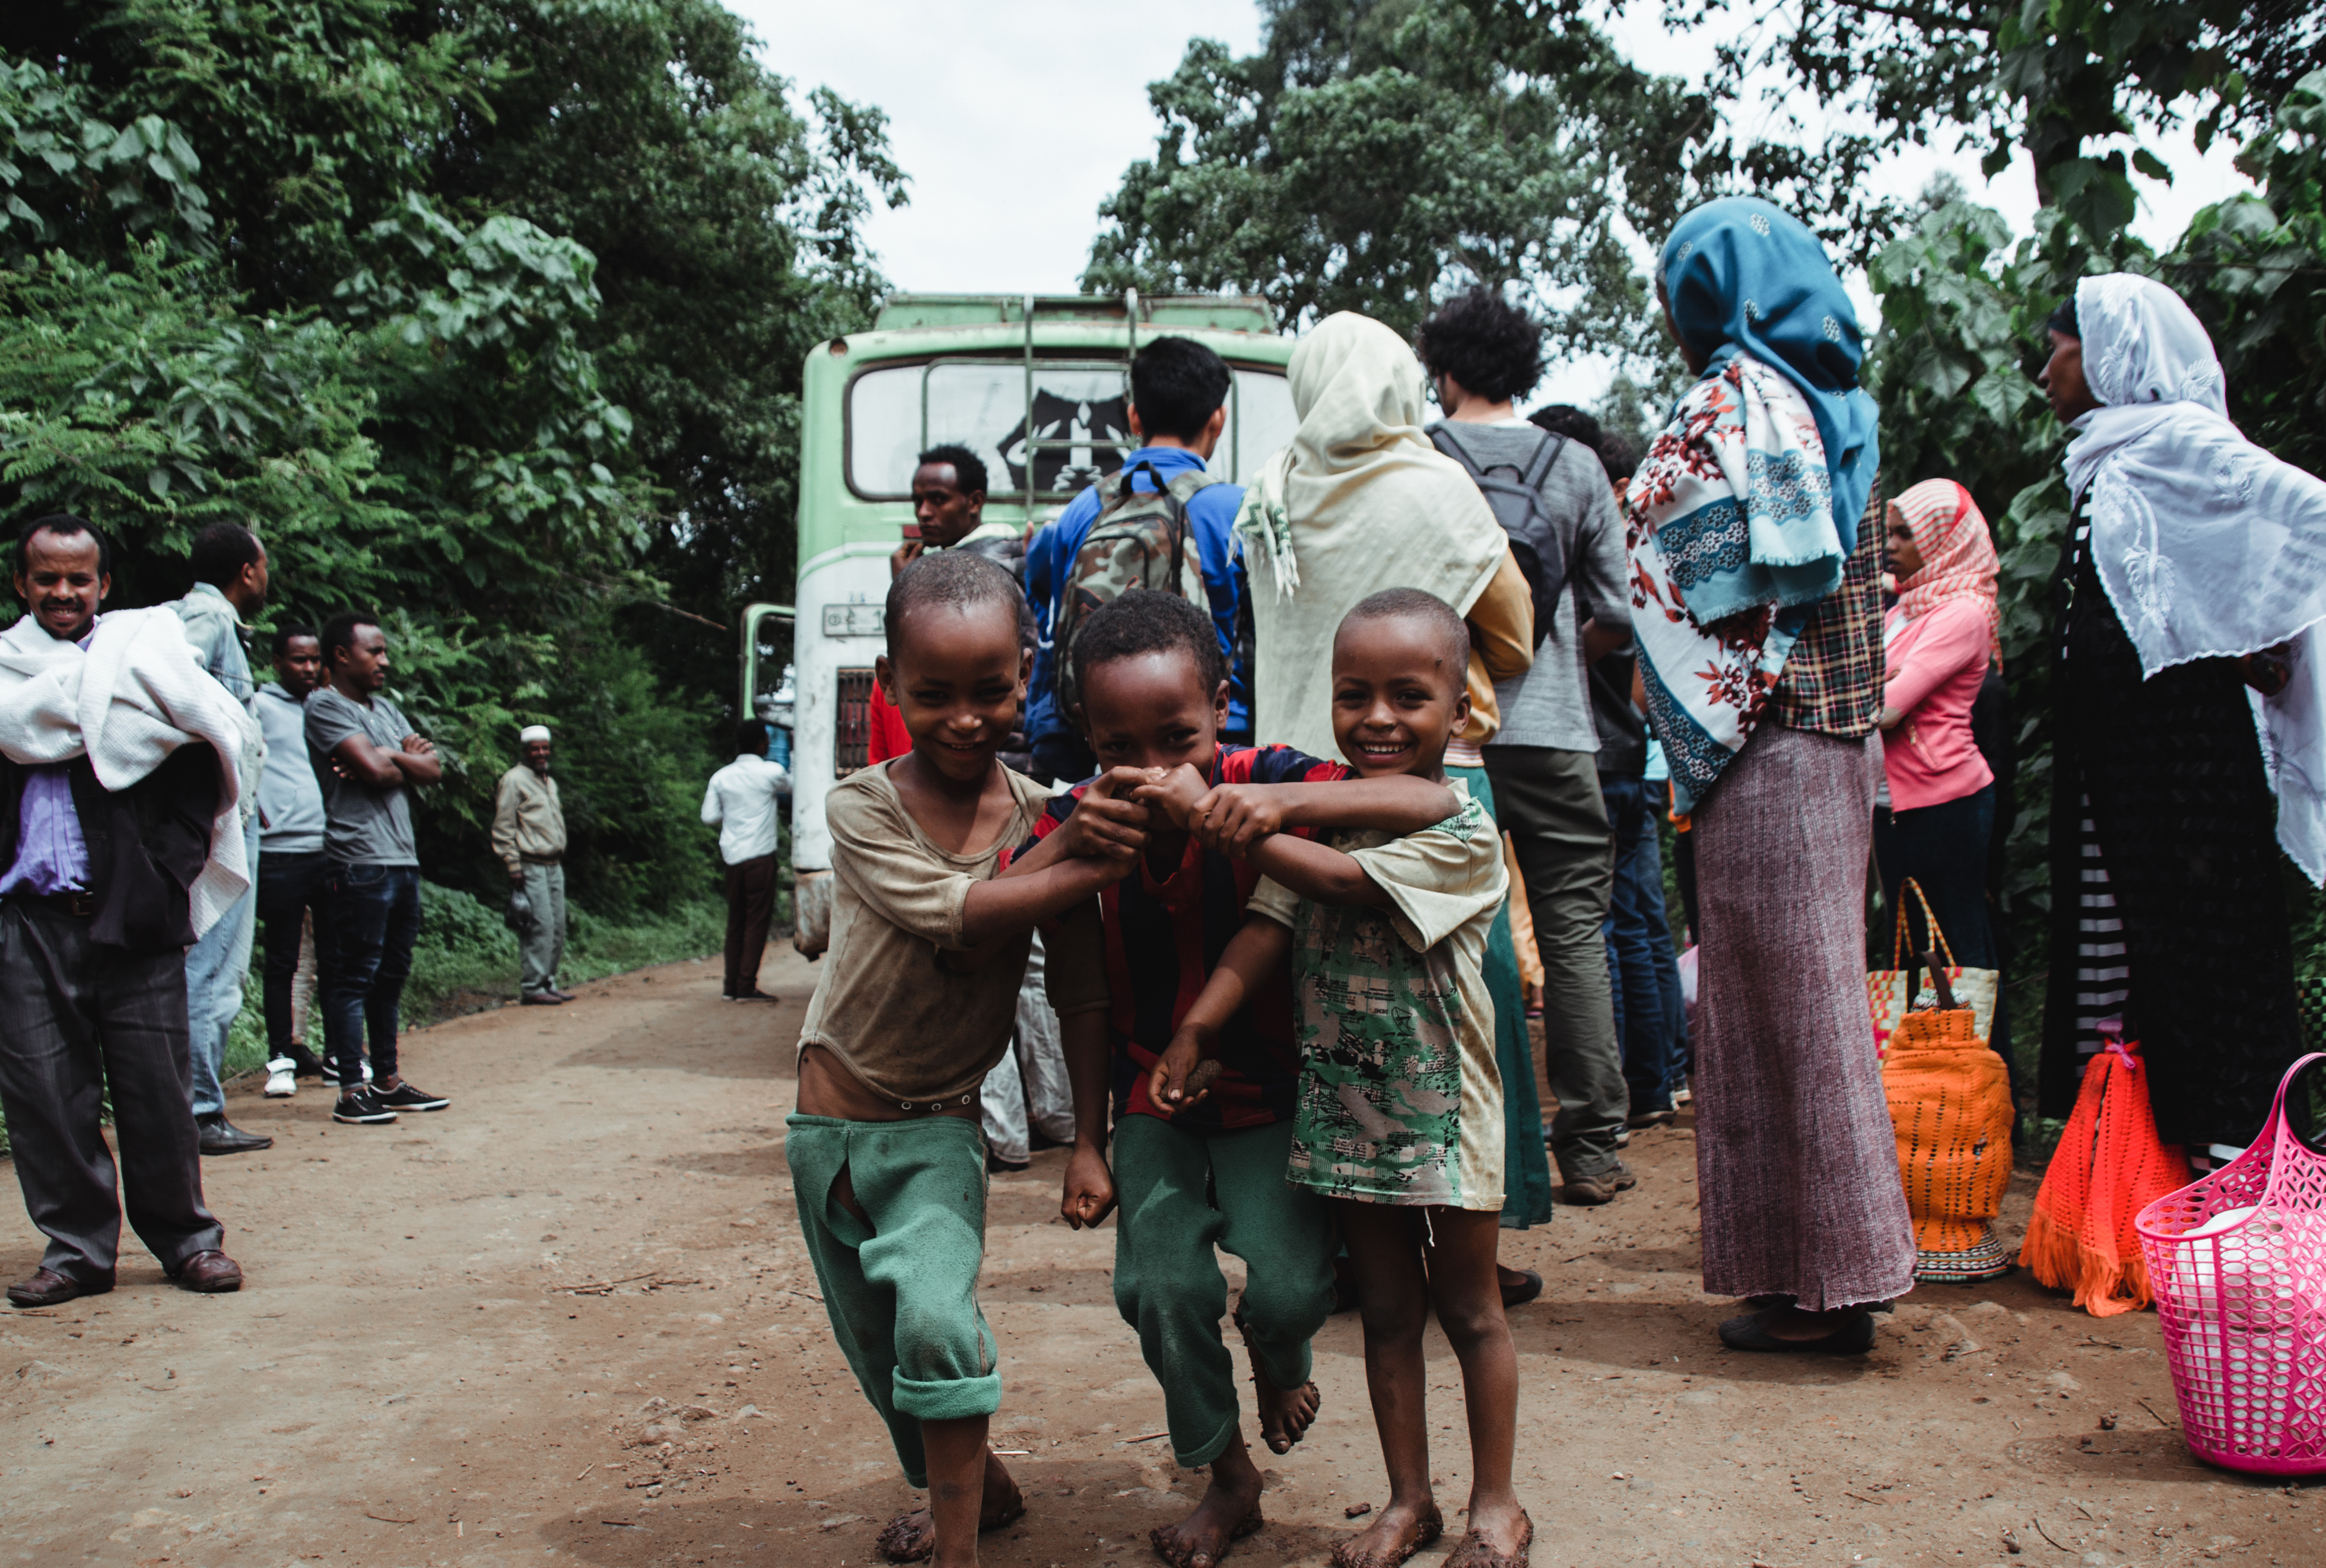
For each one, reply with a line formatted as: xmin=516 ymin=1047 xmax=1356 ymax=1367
xmin=1717 ymin=1307 xmax=1875 ymax=1354
xmin=1498 ymin=1267 xmax=1543 ymax=1309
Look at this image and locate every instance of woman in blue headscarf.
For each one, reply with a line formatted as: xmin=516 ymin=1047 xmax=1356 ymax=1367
xmin=1625 ymin=197 xmax=1915 ymax=1354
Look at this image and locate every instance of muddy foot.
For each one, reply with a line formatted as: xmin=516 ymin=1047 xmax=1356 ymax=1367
xmin=1234 ymin=1305 xmax=1320 ymax=1453
xmin=875 ymin=1456 xmax=1027 ymax=1563
xmin=1443 ymin=1509 xmax=1533 ymax=1568
xmin=1148 ymin=1494 xmax=1262 ymax=1568
xmin=1329 ymin=1500 xmax=1444 ymax=1568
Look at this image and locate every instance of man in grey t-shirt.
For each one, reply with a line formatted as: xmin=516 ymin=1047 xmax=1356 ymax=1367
xmin=1418 ymin=288 xmax=1635 ymax=1206
xmin=305 ymin=613 xmax=450 ymax=1126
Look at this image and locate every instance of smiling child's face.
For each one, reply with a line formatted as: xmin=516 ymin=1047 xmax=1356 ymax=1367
xmin=876 ymin=599 xmax=1028 ymax=785
xmin=1079 ymin=648 xmax=1226 ymax=777
xmin=1330 ymin=615 xmax=1469 ymax=780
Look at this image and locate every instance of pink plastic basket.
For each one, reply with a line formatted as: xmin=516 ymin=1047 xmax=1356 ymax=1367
xmin=2134 ymin=1052 xmax=2326 ymax=1475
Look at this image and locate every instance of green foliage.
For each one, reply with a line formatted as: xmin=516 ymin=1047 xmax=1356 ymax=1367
xmin=1865 ymin=69 xmax=2326 ymax=1000
xmin=1086 ymin=0 xmax=1698 ymax=373
xmin=1 ymin=1 xmax=897 ymax=915
xmin=1620 ymin=0 xmax=2325 ymax=253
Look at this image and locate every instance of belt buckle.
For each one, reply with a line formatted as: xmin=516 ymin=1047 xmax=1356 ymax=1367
xmin=66 ymin=892 xmax=96 ymax=917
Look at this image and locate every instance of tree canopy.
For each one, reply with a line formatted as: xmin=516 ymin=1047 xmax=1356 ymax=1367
xmin=0 ymin=1 xmax=901 ymax=911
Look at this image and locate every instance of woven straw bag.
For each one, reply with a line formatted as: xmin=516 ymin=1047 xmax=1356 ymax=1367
xmin=1868 ymin=879 xmax=1997 ymax=1061
xmin=1883 ymin=999 xmax=2014 ymax=1282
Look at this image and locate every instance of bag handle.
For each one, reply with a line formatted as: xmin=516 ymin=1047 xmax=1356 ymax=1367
xmin=1888 ymin=877 xmax=1958 ymax=972
xmin=2258 ymin=1050 xmax=2326 ymax=1163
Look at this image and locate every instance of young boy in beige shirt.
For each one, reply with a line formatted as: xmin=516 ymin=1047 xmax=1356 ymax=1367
xmin=789 ymin=551 xmax=1146 ymax=1566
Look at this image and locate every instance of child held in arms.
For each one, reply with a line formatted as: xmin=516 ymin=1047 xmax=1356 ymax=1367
xmin=787 ymin=551 xmax=1149 ymax=1568
xmin=1152 ymin=589 xmax=1530 ymax=1568
xmin=1005 ymin=590 xmax=1457 ymax=1568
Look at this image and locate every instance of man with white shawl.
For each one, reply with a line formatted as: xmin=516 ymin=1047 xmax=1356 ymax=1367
xmin=0 ymin=514 xmax=252 ymax=1306
xmin=2036 ymin=274 xmax=2319 ymax=1163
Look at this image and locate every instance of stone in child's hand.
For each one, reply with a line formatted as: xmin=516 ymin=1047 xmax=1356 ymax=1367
xmin=1181 ymin=1059 xmax=1222 ymax=1098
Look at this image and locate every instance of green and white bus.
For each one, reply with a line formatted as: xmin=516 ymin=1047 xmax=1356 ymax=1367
xmin=743 ymin=291 xmax=1297 ymax=953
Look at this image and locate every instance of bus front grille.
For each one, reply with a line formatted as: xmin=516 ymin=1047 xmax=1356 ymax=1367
xmin=834 ymin=668 xmax=875 ymax=776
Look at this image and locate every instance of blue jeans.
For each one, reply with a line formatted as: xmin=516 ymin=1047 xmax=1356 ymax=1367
xmin=1602 ymin=776 xmax=1686 ymax=1114
xmin=184 ymin=813 xmax=261 ymax=1118
xmin=321 ymin=863 xmax=420 ymax=1087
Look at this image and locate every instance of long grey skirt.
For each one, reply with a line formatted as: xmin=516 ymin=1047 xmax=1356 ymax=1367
xmin=1692 ymin=724 xmax=1915 ymax=1310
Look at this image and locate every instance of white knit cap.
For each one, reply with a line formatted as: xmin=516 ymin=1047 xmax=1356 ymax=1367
xmin=519 ymin=724 xmax=552 ymax=744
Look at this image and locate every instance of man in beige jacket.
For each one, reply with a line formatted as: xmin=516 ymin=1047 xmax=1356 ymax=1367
xmin=492 ymin=724 xmax=570 ymax=1005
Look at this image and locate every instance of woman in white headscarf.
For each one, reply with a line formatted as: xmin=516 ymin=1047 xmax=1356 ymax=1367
xmin=2036 ymin=273 xmax=2321 ymax=1165
xmin=1236 ymin=311 xmax=1557 ymax=1232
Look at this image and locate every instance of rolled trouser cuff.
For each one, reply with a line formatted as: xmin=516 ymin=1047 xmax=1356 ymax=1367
xmin=892 ymin=1370 xmax=1001 ymax=1424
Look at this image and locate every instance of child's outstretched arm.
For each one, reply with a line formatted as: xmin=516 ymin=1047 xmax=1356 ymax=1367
xmin=1136 ymin=766 xmax=1457 ymax=858
xmin=1059 ymin=1009 xmax=1117 ymax=1230
xmin=1237 ymin=834 xmax=1394 ymax=909
xmin=1149 ymin=914 xmax=1294 ymax=1112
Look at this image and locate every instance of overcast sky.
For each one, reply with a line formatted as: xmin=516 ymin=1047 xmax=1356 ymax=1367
xmin=736 ymin=0 xmax=2256 ymax=405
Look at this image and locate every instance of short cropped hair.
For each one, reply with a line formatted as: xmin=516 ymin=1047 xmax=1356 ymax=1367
xmin=320 ymin=610 xmax=380 ymax=666
xmin=15 ymin=513 xmax=110 ymax=578
xmin=916 ymin=443 xmax=989 ymax=498
xmin=1527 ymin=403 xmax=1601 ymax=446
xmin=884 ymin=549 xmax=1023 ymax=660
xmin=1129 ymin=336 xmax=1231 ymax=443
xmin=1069 ymin=589 xmax=1228 ymax=703
xmin=189 ymin=522 xmax=263 ymax=589
xmin=1340 ymin=588 xmax=1470 ymax=678
xmin=1415 ymin=286 xmax=1545 ymax=405
xmin=271 ymin=622 xmax=319 ymax=656
xmin=1595 ymin=431 xmax=1642 ymax=485
xmin=734 ymin=718 xmax=770 ymax=755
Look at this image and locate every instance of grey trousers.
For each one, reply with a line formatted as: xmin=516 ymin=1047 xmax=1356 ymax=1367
xmin=1483 ymin=744 xmax=1629 ymax=1179
xmin=0 ymin=904 xmax=224 ymax=1283
xmin=520 ymin=860 xmax=567 ymax=997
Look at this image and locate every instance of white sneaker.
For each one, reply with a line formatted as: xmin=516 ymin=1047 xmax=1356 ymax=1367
xmin=265 ymin=1058 xmax=298 ymax=1098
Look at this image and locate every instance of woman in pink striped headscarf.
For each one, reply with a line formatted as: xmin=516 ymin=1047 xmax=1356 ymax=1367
xmin=1874 ymin=480 xmax=2004 ymax=1060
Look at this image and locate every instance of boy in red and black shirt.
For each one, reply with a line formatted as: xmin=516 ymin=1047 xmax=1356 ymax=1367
xmin=1009 ymin=591 xmax=1455 ymax=1567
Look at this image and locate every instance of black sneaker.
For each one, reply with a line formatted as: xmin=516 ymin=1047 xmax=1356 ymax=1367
xmin=332 ymin=1088 xmax=399 ymax=1125
xmin=373 ymin=1081 xmax=450 ymax=1113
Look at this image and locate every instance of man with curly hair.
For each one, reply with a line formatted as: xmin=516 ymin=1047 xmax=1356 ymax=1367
xmin=1416 ymin=287 xmax=1638 ymax=1207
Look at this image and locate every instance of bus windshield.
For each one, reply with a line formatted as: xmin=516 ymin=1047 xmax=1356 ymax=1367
xmin=847 ymin=359 xmax=1297 ymax=501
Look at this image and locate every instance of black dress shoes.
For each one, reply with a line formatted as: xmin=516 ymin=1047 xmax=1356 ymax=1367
xmin=7 ymin=1267 xmax=112 ymax=1308
xmin=196 ymin=1114 xmax=274 ymax=1155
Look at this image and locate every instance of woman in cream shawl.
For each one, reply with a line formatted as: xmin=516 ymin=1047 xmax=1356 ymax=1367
xmin=1235 ymin=309 xmax=1558 ymax=1242
xmin=1237 ymin=312 xmax=1519 ymax=761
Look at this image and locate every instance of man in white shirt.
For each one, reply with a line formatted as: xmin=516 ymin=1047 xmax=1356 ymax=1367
xmin=700 ymin=721 xmax=789 ymax=1001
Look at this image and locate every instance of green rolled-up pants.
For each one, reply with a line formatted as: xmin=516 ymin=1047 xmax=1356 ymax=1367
xmin=786 ymin=1114 xmax=999 ymax=1487
xmin=1111 ymin=1114 xmax=1337 ymax=1468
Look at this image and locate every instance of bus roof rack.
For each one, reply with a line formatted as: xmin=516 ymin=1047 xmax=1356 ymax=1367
xmin=873 ymin=292 xmax=1276 ymax=335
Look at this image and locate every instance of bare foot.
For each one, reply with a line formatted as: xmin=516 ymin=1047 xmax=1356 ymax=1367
xmin=1234 ymin=1304 xmax=1319 ymax=1453
xmin=875 ymin=1452 xmax=1026 ymax=1563
xmin=1443 ymin=1503 xmax=1533 ymax=1567
xmin=1148 ymin=1456 xmax=1264 ymax=1568
xmin=1329 ymin=1499 xmax=1443 ymax=1568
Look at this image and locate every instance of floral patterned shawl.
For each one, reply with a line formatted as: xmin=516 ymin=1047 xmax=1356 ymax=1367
xmin=1625 ymin=354 xmax=1839 ymax=813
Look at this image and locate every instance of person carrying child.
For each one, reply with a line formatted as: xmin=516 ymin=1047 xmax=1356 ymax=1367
xmin=1152 ymin=589 xmax=1530 ymax=1568
xmin=787 ymin=551 xmax=1149 ymax=1567
xmin=1012 ymin=589 xmax=1458 ymax=1568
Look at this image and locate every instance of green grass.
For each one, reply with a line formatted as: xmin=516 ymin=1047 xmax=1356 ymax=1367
xmin=0 ymin=882 xmax=723 ymax=1156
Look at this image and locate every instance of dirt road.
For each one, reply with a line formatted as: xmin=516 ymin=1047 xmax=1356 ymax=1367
xmin=2 ymin=947 xmax=2317 ymax=1567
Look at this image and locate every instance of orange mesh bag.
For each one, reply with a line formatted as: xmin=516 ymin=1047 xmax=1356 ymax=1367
xmin=2020 ymin=1037 xmax=2191 ymax=1316
xmin=1883 ymin=1001 xmax=2014 ymax=1282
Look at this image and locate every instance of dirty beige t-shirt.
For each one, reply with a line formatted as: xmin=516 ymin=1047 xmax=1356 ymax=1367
xmin=797 ymin=761 xmax=1105 ymax=1106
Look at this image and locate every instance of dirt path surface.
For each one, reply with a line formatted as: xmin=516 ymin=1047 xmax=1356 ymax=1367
xmin=3 ymin=948 xmax=2319 ymax=1567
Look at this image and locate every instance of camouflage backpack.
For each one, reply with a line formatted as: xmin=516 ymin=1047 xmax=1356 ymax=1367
xmin=1053 ymin=461 xmax=1221 ymax=722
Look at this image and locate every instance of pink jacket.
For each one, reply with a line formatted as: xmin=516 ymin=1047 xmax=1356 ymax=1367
xmin=1881 ymin=600 xmax=1994 ymax=812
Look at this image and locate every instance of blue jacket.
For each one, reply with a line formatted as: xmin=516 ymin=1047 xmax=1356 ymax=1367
xmin=1025 ymin=447 xmax=1248 ymax=752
